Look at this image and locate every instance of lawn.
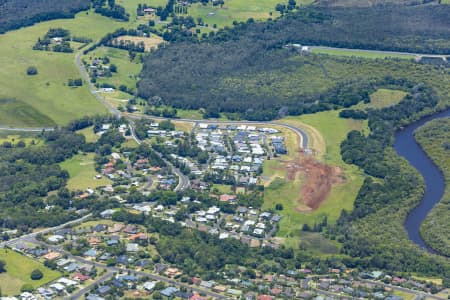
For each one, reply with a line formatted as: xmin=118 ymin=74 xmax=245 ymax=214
xmin=0 ymin=249 xmax=61 ymax=296
xmin=311 ymin=48 xmax=415 ymax=60
xmin=0 ymin=11 xmax=137 ymax=127
xmin=262 ymin=110 xmax=367 ymax=238
xmin=0 ymin=134 xmax=42 ymax=146
xmin=60 ymin=153 xmax=111 ymax=190
xmin=212 ymin=184 xmax=234 ymax=194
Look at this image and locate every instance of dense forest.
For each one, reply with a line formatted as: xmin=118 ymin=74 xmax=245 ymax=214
xmin=0 ymin=0 xmax=91 ymax=34
xmin=415 ymin=118 xmax=450 ymax=256
xmin=138 ymin=5 xmax=450 ymax=120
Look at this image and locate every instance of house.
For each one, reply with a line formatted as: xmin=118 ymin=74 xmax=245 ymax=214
xmin=72 ymin=273 xmax=90 ymax=282
xmin=97 ymin=286 xmax=111 ymax=295
xmin=64 ymin=262 xmax=79 ymax=273
xmin=84 ymin=249 xmax=97 ymax=258
xmin=126 ymin=243 xmax=139 ymax=252
xmin=220 ymin=194 xmax=237 ymax=202
xmin=47 ymin=235 xmax=65 ymax=243
xmin=257 ymin=295 xmax=273 ymax=300
xmin=92 ymin=224 xmax=107 ymax=232
xmin=108 ymin=223 xmax=124 ymax=233
xmin=43 ymin=252 xmax=61 ymax=260
xmin=123 ymin=224 xmax=138 ymax=234
xmin=160 ymin=287 xmax=179 ymax=297
xmin=86 ymin=294 xmax=105 ymax=300
xmin=143 ymin=281 xmax=158 ymax=291
xmin=129 ymin=232 xmax=148 ymax=241
xmin=100 ymin=209 xmax=115 ymax=218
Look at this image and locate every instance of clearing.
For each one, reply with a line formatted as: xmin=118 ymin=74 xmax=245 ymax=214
xmin=60 ymin=152 xmax=111 ymax=190
xmin=263 ymin=110 xmax=367 ymax=237
xmin=0 ymin=249 xmax=61 ymax=296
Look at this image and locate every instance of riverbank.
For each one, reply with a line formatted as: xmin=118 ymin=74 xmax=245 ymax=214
xmin=414 ymin=117 xmax=450 ymax=256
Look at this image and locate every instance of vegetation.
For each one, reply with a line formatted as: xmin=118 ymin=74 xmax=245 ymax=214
xmin=138 ymin=6 xmax=450 ymax=120
xmin=0 ymin=11 xmax=130 ymax=126
xmin=30 ymin=269 xmax=43 ymax=280
xmin=0 ymin=0 xmax=90 ymax=34
xmin=333 ymin=81 xmax=450 ymax=278
xmin=415 ymin=117 xmax=450 ymax=256
xmin=0 ymin=250 xmax=61 ymax=296
xmin=26 ymin=66 xmax=38 ymax=76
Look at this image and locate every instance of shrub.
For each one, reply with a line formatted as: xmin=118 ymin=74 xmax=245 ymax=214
xmin=26 ymin=66 xmax=38 ymax=75
xmin=30 ymin=269 xmax=43 ymax=280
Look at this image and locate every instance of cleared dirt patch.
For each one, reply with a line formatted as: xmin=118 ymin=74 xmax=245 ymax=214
xmin=298 ymin=156 xmax=344 ymax=211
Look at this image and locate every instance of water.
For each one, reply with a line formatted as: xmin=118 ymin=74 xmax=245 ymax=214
xmin=394 ymin=108 xmax=450 ymax=253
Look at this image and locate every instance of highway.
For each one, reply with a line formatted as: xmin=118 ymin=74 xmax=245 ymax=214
xmin=310 ymin=46 xmax=449 ymax=61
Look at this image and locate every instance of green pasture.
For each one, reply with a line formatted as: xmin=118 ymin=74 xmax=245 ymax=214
xmin=0 ymin=11 xmax=135 ymax=126
xmin=60 ymin=152 xmax=111 ymax=190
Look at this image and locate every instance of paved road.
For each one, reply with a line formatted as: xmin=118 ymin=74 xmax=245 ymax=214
xmin=69 ymin=271 xmax=115 ymax=300
xmin=0 ymin=126 xmax=55 ymax=132
xmin=74 ymin=51 xmax=121 ymax=118
xmin=311 ymin=46 xmax=449 ymax=61
xmin=23 ymin=236 xmax=230 ymax=299
xmin=0 ymin=214 xmax=92 ymax=248
xmin=128 ymin=122 xmax=190 ymax=191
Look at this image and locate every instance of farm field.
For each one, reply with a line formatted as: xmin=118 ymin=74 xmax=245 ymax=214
xmin=60 ymin=152 xmax=111 ymax=190
xmin=0 ymin=11 xmax=137 ymax=127
xmin=0 ymin=250 xmax=61 ymax=296
xmin=115 ymin=35 xmax=164 ymax=51
xmin=263 ymin=110 xmax=367 ymax=237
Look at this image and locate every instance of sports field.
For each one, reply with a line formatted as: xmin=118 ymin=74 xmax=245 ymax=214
xmin=0 ymin=249 xmax=61 ymax=296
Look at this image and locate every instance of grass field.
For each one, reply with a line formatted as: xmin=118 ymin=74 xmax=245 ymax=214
xmin=368 ymin=88 xmax=407 ymax=108
xmin=60 ymin=153 xmax=111 ymax=190
xmin=77 ymin=126 xmax=99 ymax=143
xmin=182 ymin=0 xmax=315 ymax=29
xmin=311 ymin=48 xmax=415 ymax=60
xmin=0 ymin=135 xmax=42 ymax=146
xmin=392 ymin=290 xmax=416 ymax=300
xmin=263 ymin=110 xmax=367 ymax=238
xmin=84 ymin=46 xmax=143 ymax=90
xmin=0 ymin=11 xmax=139 ymax=127
xmin=0 ymin=249 xmax=61 ymax=296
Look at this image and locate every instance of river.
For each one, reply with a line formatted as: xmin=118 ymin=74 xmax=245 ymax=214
xmin=394 ymin=108 xmax=450 ymax=253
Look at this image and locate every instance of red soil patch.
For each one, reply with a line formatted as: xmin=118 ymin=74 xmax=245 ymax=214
xmin=298 ymin=157 xmax=343 ymax=211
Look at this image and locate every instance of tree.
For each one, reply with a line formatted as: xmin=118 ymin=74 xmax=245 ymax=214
xmin=30 ymin=269 xmax=43 ymax=280
xmin=275 ymin=203 xmax=283 ymax=210
xmin=109 ymin=64 xmax=117 ymax=73
xmin=0 ymin=260 xmax=6 ymax=273
xmin=27 ymin=66 xmax=38 ymax=75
